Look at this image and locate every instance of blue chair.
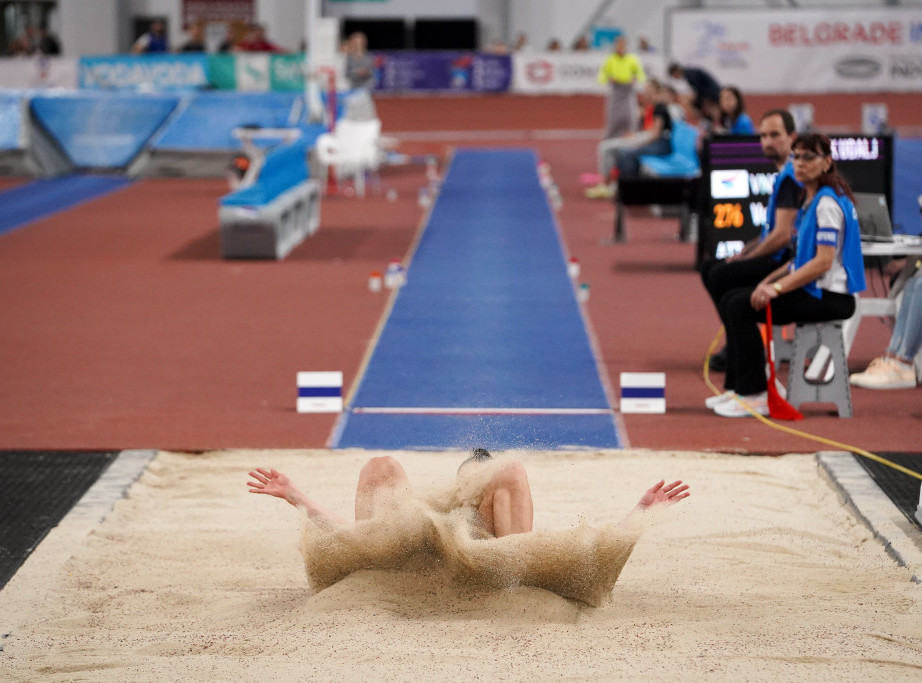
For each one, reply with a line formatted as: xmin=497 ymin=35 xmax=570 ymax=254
xmin=638 ymin=120 xmax=700 ymax=178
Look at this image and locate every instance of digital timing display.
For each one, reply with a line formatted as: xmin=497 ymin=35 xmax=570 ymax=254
xmin=699 ymin=134 xmax=893 ymax=263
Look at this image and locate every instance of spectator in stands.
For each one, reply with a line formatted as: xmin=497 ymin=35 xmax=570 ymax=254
xmin=132 ymin=19 xmax=169 ymax=54
xmin=485 ymin=38 xmax=510 ymax=55
xmin=345 ymin=32 xmax=375 ymax=90
xmin=236 ymin=23 xmax=285 ymax=53
xmin=513 ymin=33 xmax=531 ymax=52
xmin=597 ymin=35 xmax=646 ymax=140
xmin=701 ymin=109 xmax=799 ymax=373
xmin=179 ymin=21 xmax=207 ymax=53
xmin=37 ymin=25 xmax=60 ymax=55
xmin=611 ymin=80 xmax=674 ymax=181
xmin=662 ymin=84 xmax=686 ymax=124
xmin=667 ymin=61 xmax=720 ymax=126
xmin=7 ymin=26 xmax=36 ymax=55
xmin=849 ymin=272 xmax=921 ymax=389
xmin=711 ymin=133 xmax=866 ymax=417
xmin=714 ymin=86 xmax=754 ymax=135
xmin=218 ymin=20 xmax=249 ymax=52
xmin=585 ymin=79 xmax=661 ymax=199
xmin=572 ymin=36 xmax=590 ymax=51
xmin=637 ymin=36 xmax=656 ymax=53
xmin=546 ymin=38 xmax=563 ymax=51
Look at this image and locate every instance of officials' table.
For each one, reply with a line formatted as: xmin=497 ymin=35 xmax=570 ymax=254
xmin=844 ymin=237 xmax=922 ymax=356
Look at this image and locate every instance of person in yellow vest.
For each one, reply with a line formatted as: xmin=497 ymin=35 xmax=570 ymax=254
xmin=597 ymin=35 xmax=646 ymax=139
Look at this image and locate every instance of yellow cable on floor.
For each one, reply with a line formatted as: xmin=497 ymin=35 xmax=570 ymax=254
xmin=704 ymin=326 xmax=922 ymax=483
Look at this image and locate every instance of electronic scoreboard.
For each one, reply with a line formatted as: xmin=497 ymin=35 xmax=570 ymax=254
xmin=697 ymin=134 xmax=893 ymax=265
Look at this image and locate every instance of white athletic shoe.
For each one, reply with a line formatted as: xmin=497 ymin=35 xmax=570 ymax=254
xmin=713 ymin=392 xmax=769 ymax=418
xmin=849 ymin=357 xmax=918 ymax=390
xmin=704 ymin=390 xmax=736 ymax=409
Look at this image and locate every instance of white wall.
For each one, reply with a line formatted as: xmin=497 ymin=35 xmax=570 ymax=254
xmin=52 ymin=0 xmax=918 ymax=57
xmin=58 ymin=0 xmax=122 ymax=56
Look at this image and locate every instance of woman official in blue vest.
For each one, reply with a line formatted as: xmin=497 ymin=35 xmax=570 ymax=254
xmin=711 ymin=133 xmax=867 ymax=417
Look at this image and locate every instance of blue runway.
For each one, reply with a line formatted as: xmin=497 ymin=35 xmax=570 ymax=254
xmin=334 ymin=149 xmax=620 ymax=450
xmin=0 ymin=175 xmax=133 ymax=237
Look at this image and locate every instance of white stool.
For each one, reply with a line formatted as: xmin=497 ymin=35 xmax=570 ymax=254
xmin=787 ymin=321 xmax=853 ymax=417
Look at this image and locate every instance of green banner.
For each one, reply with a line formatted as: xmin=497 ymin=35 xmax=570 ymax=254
xmin=270 ymin=54 xmax=308 ymax=91
xmin=207 ymin=53 xmax=307 ymax=91
xmin=208 ymin=54 xmax=237 ymax=89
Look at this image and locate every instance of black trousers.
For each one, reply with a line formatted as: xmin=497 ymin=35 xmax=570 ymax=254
xmin=700 ymin=255 xmax=783 ymax=312
xmin=719 ymin=287 xmax=856 ymax=396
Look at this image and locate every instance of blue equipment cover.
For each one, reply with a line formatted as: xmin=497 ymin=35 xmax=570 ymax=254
xmin=0 ymin=91 xmax=24 ymax=150
xmin=151 ymin=91 xmax=318 ymax=151
xmin=30 ymin=92 xmax=180 ymax=168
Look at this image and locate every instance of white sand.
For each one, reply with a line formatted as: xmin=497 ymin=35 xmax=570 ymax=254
xmin=2 ymin=448 xmax=920 ymax=681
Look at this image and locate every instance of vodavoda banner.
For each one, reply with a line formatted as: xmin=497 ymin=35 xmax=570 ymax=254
xmin=669 ymin=7 xmax=922 ymax=93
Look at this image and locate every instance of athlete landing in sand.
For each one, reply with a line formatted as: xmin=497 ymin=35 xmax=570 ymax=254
xmin=247 ymin=449 xmax=690 ymax=537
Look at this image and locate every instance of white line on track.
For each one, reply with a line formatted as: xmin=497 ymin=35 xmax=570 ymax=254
xmin=351 ymin=407 xmax=613 ymax=415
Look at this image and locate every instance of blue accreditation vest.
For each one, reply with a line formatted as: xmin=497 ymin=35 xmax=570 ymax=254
xmin=793 ymin=186 xmax=867 ymax=299
xmin=761 ymin=158 xmax=800 ymax=260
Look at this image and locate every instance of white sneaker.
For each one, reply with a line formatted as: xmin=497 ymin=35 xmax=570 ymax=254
xmin=850 ymin=357 xmax=917 ymax=390
xmin=713 ymin=392 xmax=769 ymax=418
xmin=705 ymin=390 xmax=736 ymax=409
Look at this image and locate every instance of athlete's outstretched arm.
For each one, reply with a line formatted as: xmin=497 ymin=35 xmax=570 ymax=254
xmin=634 ymin=479 xmax=690 ymax=513
xmin=247 ymin=468 xmax=346 ymax=528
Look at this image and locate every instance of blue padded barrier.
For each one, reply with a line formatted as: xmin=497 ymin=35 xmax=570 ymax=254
xmin=0 ymin=91 xmax=24 ymax=150
xmin=639 ymin=120 xmax=700 ymax=177
xmin=218 ymin=136 xmax=322 ymax=259
xmin=30 ymin=92 xmax=180 ymax=168
xmin=220 ymin=137 xmax=311 ymax=207
xmin=151 ymin=91 xmax=312 ymax=151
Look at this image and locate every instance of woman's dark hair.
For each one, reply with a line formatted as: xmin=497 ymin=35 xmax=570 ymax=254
xmin=792 ymin=133 xmax=855 ymax=203
xmin=720 ymin=86 xmax=745 ymax=124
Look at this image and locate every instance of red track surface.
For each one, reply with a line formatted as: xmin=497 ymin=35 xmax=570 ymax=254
xmin=0 ymin=94 xmax=919 ymax=453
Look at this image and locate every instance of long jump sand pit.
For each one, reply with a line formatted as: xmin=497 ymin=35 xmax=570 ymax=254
xmin=2 ymin=448 xmax=920 ymax=680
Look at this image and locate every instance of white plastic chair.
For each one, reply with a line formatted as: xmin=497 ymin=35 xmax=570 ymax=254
xmin=315 ymin=118 xmax=382 ymax=197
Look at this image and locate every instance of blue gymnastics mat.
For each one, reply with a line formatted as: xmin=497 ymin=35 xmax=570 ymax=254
xmin=334 ymin=148 xmax=620 ymax=451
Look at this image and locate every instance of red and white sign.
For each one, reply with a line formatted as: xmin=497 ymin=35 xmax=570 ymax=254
xmin=670 ymin=7 xmax=922 ymax=93
xmin=512 ymin=53 xmax=607 ymax=94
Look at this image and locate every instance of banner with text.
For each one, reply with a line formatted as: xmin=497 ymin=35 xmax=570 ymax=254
xmin=669 ymin=7 xmax=922 ymax=93
xmin=373 ymin=52 xmax=512 ymax=92
xmin=512 ymin=52 xmax=606 ymax=94
xmin=79 ymin=54 xmax=210 ymax=91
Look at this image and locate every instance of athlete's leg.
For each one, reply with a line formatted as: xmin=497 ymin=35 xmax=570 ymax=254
xmin=477 ymin=459 xmax=534 ymax=537
xmin=354 ymin=456 xmax=412 ymax=521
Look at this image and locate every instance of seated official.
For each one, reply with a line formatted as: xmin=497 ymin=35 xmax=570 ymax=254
xmin=586 ymin=80 xmax=662 ymax=199
xmin=612 ymin=82 xmax=673 ymax=180
xmin=710 ymin=133 xmax=867 ymax=417
xmin=700 ymin=109 xmax=800 ymax=372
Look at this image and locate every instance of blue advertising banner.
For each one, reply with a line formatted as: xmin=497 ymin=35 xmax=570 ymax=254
xmin=373 ymin=52 xmax=512 ymax=92
xmin=79 ymin=55 xmax=210 ymax=91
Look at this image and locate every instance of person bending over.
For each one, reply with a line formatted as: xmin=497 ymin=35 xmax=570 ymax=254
xmin=712 ymin=133 xmax=866 ymax=417
xmin=248 ymin=448 xmax=689 ymax=537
